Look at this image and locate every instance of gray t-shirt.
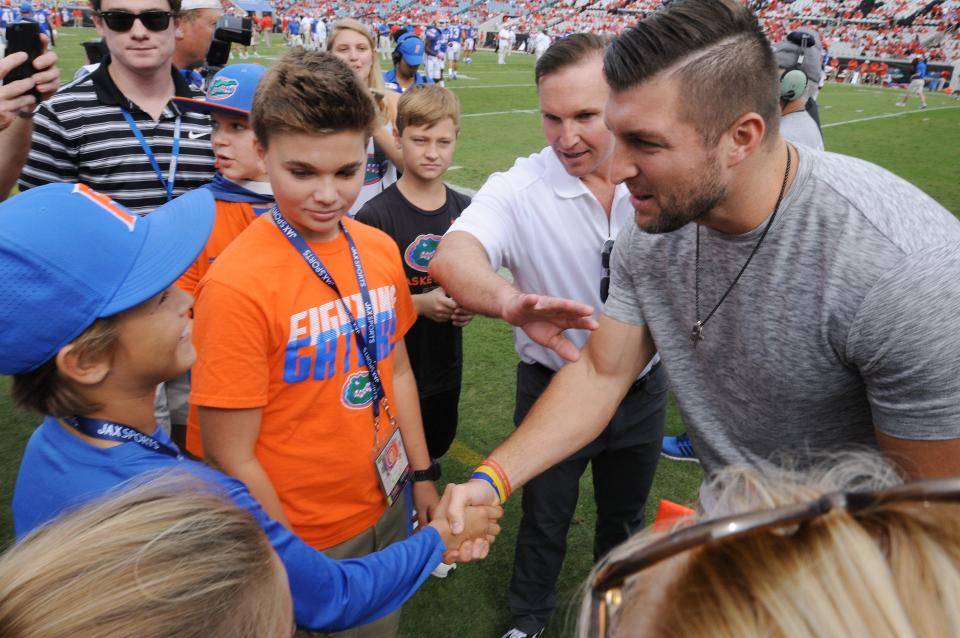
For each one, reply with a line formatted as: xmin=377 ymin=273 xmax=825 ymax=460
xmin=780 ymin=110 xmax=824 ymax=151
xmin=605 ymin=145 xmax=960 ymax=476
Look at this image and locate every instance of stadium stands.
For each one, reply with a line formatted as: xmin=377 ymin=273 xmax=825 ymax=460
xmin=269 ymin=0 xmax=958 ymax=88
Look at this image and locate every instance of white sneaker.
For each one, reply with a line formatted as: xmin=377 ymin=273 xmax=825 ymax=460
xmin=431 ymin=561 xmax=457 ymax=578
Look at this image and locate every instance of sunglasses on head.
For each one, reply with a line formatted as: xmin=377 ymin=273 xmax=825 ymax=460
xmin=97 ymin=10 xmax=174 ymax=32
xmin=588 ymin=476 xmax=960 ymax=637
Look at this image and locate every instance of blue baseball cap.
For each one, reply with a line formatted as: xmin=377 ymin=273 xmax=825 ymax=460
xmin=174 ymin=64 xmax=266 ymax=117
xmin=396 ymin=34 xmax=425 ymax=66
xmin=19 ymin=2 xmax=32 ymax=13
xmin=0 ymin=183 xmax=215 ymax=375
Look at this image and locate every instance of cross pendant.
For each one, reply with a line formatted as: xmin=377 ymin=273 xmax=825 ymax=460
xmin=690 ymin=321 xmax=705 ymax=347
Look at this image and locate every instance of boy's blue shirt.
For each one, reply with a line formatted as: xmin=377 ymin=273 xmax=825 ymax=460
xmin=13 ymin=416 xmax=444 ymax=632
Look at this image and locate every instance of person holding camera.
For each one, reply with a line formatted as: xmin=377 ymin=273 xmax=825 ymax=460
xmin=17 ymin=0 xmax=215 ymax=214
xmin=0 ymin=34 xmax=58 ymax=200
xmin=173 ymin=0 xmax=221 ymax=87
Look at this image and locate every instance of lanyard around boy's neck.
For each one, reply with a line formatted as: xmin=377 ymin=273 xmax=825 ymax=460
xmin=270 ymin=206 xmax=391 ymax=425
xmin=62 ymin=416 xmax=182 ymax=458
xmin=120 ymin=107 xmax=181 ymax=202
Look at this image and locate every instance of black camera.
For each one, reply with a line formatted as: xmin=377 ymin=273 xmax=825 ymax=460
xmin=205 ymin=14 xmax=253 ymax=68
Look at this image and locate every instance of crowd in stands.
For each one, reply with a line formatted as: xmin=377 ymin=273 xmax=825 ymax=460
xmin=262 ymin=0 xmax=958 ymax=68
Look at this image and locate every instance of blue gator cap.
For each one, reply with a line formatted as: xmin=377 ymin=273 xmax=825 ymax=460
xmin=174 ymin=63 xmax=266 ymax=116
xmin=0 ymin=183 xmax=214 ymax=375
xmin=397 ymin=34 xmax=425 ymax=66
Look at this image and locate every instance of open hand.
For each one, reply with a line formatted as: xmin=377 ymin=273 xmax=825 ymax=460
xmin=500 ymin=292 xmax=598 ymax=362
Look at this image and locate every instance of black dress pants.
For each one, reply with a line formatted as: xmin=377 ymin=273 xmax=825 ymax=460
xmin=506 ymin=360 xmax=667 ymax=631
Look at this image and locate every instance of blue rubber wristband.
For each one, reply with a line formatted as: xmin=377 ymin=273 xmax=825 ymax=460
xmin=470 ymin=471 xmax=501 ymax=503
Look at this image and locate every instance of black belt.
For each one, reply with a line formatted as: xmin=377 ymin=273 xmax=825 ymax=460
xmin=524 ymin=360 xmax=661 ymax=394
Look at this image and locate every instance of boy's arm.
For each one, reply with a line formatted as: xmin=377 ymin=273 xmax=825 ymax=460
xmin=198 ymin=406 xmax=293 ymax=528
xmin=391 ymin=339 xmax=440 ymax=526
xmin=223 ymin=474 xmax=500 ymax=631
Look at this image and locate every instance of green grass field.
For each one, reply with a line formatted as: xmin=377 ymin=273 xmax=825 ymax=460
xmin=1 ymin=27 xmax=958 ymax=637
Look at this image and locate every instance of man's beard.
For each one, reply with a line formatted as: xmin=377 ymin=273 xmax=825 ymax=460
xmin=637 ymin=158 xmax=726 ymax=235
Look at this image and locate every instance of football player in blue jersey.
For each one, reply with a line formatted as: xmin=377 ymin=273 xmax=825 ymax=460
xmin=446 ymin=16 xmax=462 ymax=80
xmin=423 ymin=22 xmax=442 ymax=85
xmin=465 ymin=24 xmax=477 ymax=63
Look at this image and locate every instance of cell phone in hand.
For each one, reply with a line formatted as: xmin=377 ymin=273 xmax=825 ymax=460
xmin=3 ymin=22 xmax=43 ymax=101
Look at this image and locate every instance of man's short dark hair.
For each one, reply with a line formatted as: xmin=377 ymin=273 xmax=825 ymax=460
xmin=604 ymin=0 xmax=780 ymax=145
xmin=535 ymin=32 xmax=610 ymax=87
xmin=89 ymin=0 xmax=182 ymax=14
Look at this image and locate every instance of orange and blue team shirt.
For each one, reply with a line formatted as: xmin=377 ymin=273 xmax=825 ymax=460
xmin=187 ymin=215 xmax=416 ymax=550
xmin=176 ymin=173 xmax=274 ymax=297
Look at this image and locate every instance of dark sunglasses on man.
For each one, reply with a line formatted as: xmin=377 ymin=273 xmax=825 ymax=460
xmin=97 ymin=10 xmax=175 ymax=32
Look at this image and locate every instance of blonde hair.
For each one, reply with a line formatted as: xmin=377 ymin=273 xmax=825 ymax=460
xmin=0 ymin=474 xmax=291 ymax=638
xmin=326 ymin=18 xmax=386 ymax=95
xmin=396 ymin=84 xmax=460 ymax=135
xmin=579 ymin=452 xmax=960 ymax=638
xmin=11 ymin=316 xmax=119 ymax=417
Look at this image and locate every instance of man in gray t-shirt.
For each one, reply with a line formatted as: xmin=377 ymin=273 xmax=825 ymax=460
xmin=606 ymin=143 xmax=960 ymax=475
xmin=439 ymin=0 xmax=960 ymax=532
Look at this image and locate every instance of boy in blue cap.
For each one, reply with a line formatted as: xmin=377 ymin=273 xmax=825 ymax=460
xmin=153 ymin=63 xmax=273 ymax=445
xmin=384 ymin=32 xmax=433 ymax=94
xmin=1 ymin=183 xmax=501 ymax=632
xmin=173 ymin=63 xmax=273 ymax=296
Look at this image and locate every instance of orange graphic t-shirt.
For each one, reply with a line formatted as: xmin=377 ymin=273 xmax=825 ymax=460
xmin=188 ymin=215 xmax=416 ymax=549
xmin=176 ymin=199 xmax=269 ymax=297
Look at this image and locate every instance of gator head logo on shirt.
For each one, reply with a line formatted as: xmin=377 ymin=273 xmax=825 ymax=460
xmin=341 ymin=371 xmax=374 ymax=409
xmin=404 ymin=234 xmax=442 ymax=273
xmin=208 ymin=77 xmax=239 ymax=100
xmin=364 ymin=156 xmax=386 ymax=185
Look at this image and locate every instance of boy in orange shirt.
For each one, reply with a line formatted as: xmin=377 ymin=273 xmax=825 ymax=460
xmin=174 ymin=62 xmax=274 ymax=297
xmin=161 ymin=63 xmax=273 ymax=449
xmin=188 ymin=50 xmax=440 ymax=637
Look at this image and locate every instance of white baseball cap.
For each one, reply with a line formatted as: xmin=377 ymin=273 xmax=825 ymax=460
xmin=180 ymin=0 xmax=223 ymax=11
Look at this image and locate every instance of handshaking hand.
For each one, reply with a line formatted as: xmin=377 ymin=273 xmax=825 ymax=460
xmin=427 ymin=483 xmax=503 ymax=563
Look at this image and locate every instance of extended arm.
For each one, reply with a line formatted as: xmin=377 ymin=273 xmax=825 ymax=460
xmin=391 ymin=340 xmax=440 ymax=525
xmin=445 ymin=314 xmax=656 ymax=531
xmin=430 ymin=230 xmax=598 ymax=362
xmin=224 ymin=474 xmax=501 ymax=631
xmin=876 ymin=432 xmax=960 ymax=479
xmin=0 ymin=40 xmax=59 ymax=199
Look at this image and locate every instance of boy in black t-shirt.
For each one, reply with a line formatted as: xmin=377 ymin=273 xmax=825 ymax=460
xmin=356 ymin=85 xmax=473 ymax=461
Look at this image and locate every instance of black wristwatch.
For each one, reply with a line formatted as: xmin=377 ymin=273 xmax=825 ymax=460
xmin=412 ymin=460 xmax=441 ymax=482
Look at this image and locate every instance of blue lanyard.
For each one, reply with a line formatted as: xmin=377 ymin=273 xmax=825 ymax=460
xmin=63 ymin=416 xmax=182 ymax=458
xmin=271 ymin=206 xmax=385 ymax=417
xmin=121 ymin=108 xmax=181 ymax=202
